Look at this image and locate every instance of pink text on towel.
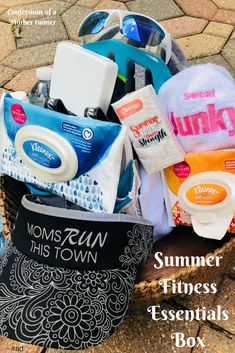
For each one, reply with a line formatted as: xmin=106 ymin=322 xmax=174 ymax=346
xmin=170 ymin=104 xmax=235 ymax=137
xmin=184 ymin=89 xmax=215 ymax=101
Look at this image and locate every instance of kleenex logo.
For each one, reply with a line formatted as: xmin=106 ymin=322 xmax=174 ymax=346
xmin=31 ymin=142 xmax=55 ymax=160
xmin=23 ymin=140 xmax=61 ymax=169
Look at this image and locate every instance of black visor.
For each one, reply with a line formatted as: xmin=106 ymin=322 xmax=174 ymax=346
xmin=0 ymin=195 xmax=153 ymax=350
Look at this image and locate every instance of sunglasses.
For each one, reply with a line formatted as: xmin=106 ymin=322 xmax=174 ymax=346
xmin=78 ymin=10 xmax=172 ymax=64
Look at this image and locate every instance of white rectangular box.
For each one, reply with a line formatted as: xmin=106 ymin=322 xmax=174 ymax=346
xmin=50 ymin=42 xmax=118 ymax=116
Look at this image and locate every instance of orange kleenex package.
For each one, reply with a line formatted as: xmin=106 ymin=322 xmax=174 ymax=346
xmin=162 ymin=150 xmax=235 ymax=240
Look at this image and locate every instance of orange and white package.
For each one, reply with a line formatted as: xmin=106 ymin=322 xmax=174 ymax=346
xmin=163 ymin=149 xmax=235 ymax=239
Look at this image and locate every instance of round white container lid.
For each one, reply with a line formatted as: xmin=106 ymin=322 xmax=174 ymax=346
xmin=178 ymin=171 xmax=235 ymax=240
xmin=36 ymin=67 xmax=52 ymax=81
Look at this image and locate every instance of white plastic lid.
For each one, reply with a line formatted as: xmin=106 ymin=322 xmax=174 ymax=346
xmin=11 ymin=91 xmax=29 ymax=103
xmin=192 ymin=214 xmax=233 ymax=240
xmin=36 ymin=67 xmax=52 ymax=81
xmin=178 ymin=172 xmax=235 ymax=240
xmin=15 ymin=126 xmax=78 ymax=183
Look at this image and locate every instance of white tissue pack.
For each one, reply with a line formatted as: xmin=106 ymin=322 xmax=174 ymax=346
xmin=112 ymin=85 xmax=185 ymax=174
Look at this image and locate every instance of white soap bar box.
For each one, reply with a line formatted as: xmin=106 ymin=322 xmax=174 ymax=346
xmin=50 ymin=42 xmax=118 ymax=116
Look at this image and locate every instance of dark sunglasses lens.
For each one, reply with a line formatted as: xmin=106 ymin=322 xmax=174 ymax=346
xmin=160 ymin=47 xmax=166 ymax=62
xmin=122 ymin=15 xmax=165 ymax=46
xmin=79 ymin=11 xmax=109 ymax=36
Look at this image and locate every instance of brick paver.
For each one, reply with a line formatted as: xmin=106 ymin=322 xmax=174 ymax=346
xmin=0 ymin=0 xmax=71 ymax=22
xmin=213 ymin=9 xmax=235 ymax=25
xmin=161 ymin=16 xmax=208 ymax=39
xmin=0 ymin=87 xmax=6 ymax=95
xmin=0 ymin=22 xmax=16 ymax=62
xmin=62 ymin=5 xmax=91 ymax=41
xmin=95 ymin=0 xmax=127 ymax=10
xmin=0 ymin=0 xmax=43 ymax=6
xmin=0 ymin=6 xmax=6 ymax=14
xmin=127 ymin=0 xmax=183 ymax=21
xmin=65 ymin=0 xmax=78 ymax=3
xmin=189 ymin=54 xmax=235 ymax=76
xmin=175 ymin=0 xmax=218 ymax=20
xmin=16 ymin=16 xmax=68 ymax=49
xmin=0 ymin=337 xmax=43 ymax=353
xmin=2 ymin=42 xmax=57 ymax=70
xmin=177 ymin=33 xmax=226 ymax=60
xmin=4 ymin=68 xmax=37 ymax=92
xmin=203 ymin=21 xmax=234 ymax=37
xmin=222 ymin=39 xmax=235 ymax=69
xmin=0 ymin=65 xmax=17 ymax=87
xmin=77 ymin=0 xmax=100 ymax=8
xmin=212 ymin=0 xmax=235 ymax=11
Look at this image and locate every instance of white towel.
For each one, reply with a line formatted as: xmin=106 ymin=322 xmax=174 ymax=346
xmin=139 ymin=166 xmax=172 ymax=242
xmin=159 ymin=64 xmax=235 ymax=153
